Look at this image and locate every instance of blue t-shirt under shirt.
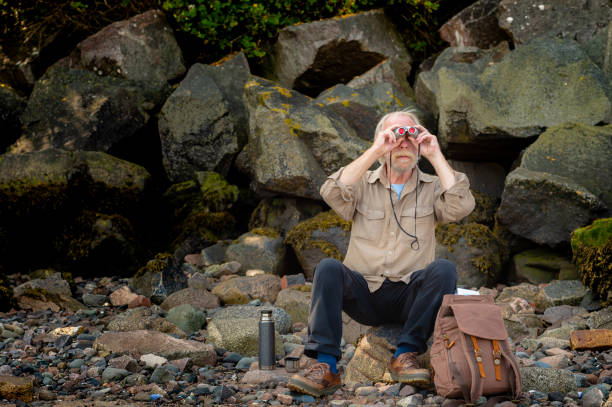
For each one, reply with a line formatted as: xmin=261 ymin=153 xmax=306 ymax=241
xmin=391 ymin=183 xmax=404 ymax=199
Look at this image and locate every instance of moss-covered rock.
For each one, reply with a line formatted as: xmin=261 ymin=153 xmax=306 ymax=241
xmin=224 ymin=232 xmax=286 ymax=275
xmin=464 ymin=190 xmax=499 ymax=228
xmin=512 ymin=248 xmax=578 ymax=284
xmin=435 ymin=222 xmax=505 ymax=288
xmin=211 ymin=274 xmax=282 ymax=305
xmin=0 ymin=149 xmax=152 ymax=275
xmin=285 ymin=211 xmax=351 ymax=279
xmin=131 ymin=253 xmax=187 ymax=303
xmin=248 ymin=198 xmax=325 ymax=236
xmin=163 ymin=171 xmax=239 ymax=261
xmin=571 ymin=218 xmax=612 ymax=304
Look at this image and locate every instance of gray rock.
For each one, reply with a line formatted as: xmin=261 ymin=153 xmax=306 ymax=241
xmin=150 ymin=365 xmax=177 ymax=384
xmin=542 ymin=305 xmax=588 ymax=326
xmin=347 ymin=57 xmax=415 ymax=101
xmin=225 ymin=232 xmax=286 ymax=275
xmin=165 ymin=304 xmax=207 ymax=335
xmin=160 ymin=287 xmax=219 ymax=311
xmin=106 ymin=307 xmax=186 ymax=337
xmin=435 ymin=222 xmax=505 ymax=288
xmin=212 ymin=274 xmax=281 ymax=305
xmin=203 ymin=262 xmax=241 ymax=278
xmin=248 ymin=198 xmax=325 ymax=237
xmin=243 ymin=76 xmax=367 ymax=199
xmin=497 ymin=167 xmax=606 ymax=247
xmin=206 ymin=305 xmax=289 ymax=356
xmin=439 ymin=0 xmax=510 ymax=49
xmin=520 ymin=367 xmax=577 ymax=394
xmin=131 ymin=253 xmax=188 ymax=300
xmin=587 ymin=308 xmax=612 ymax=330
xmin=581 ymin=386 xmax=605 ymax=407
xmin=201 ymin=241 xmax=232 ymax=266
xmin=274 ymin=288 xmax=311 ymax=325
xmin=536 ymin=280 xmax=588 ymax=310
xmin=94 ymin=330 xmax=217 ymax=366
xmin=101 ymin=367 xmax=130 ymax=382
xmin=265 ymin=9 xmax=411 ymax=97
xmin=14 ymin=273 xmax=71 ymax=297
xmin=187 ymin=272 xmax=213 ymax=291
xmin=82 ymin=294 xmax=107 ymax=307
xmin=108 ymin=355 xmax=138 ymax=372
xmin=498 ymin=0 xmax=611 ymax=61
xmin=59 ymin=10 xmax=185 ymax=87
xmin=285 ymin=210 xmax=351 ymax=279
xmin=11 ymin=65 xmax=168 ymax=154
xmin=315 ymin=83 xmax=424 ymax=141
xmin=159 ymin=54 xmax=249 ymax=182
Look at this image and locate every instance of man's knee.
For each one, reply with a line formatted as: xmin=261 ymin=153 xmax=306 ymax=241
xmin=313 ymin=258 xmax=344 ymax=284
xmin=429 ymin=259 xmax=457 ymax=285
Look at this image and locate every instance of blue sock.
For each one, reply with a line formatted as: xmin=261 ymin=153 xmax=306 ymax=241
xmin=317 ymin=352 xmax=338 ymax=374
xmin=394 ymin=344 xmax=418 ymax=359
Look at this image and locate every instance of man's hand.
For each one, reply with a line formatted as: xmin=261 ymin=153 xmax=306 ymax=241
xmin=409 ymin=125 xmax=443 ymax=161
xmin=370 ymin=126 xmax=403 ymax=158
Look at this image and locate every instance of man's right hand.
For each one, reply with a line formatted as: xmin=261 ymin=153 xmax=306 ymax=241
xmin=370 ymin=126 xmax=403 ymax=158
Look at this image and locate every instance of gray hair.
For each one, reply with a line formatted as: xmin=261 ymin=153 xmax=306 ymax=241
xmin=374 ymin=109 xmax=422 ymax=165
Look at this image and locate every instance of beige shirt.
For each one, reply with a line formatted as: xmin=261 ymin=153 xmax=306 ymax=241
xmin=320 ymin=164 xmax=475 ymax=292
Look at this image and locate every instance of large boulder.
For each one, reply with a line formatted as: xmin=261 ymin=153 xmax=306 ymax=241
xmin=211 ymin=274 xmax=282 ymax=305
xmin=248 ymin=198 xmax=325 ymax=237
xmin=440 ymin=0 xmax=511 ymax=49
xmin=418 ymin=38 xmax=612 ymax=161
xmin=497 ymin=123 xmax=611 ymax=246
xmin=9 ymin=65 xmax=168 ymax=154
xmin=571 ymin=218 xmax=612 ymax=304
xmin=285 ymin=211 xmax=351 ymax=279
xmin=206 ymin=305 xmax=289 ymax=356
xmin=0 ymin=84 xmax=25 ymax=153
xmin=448 ymin=160 xmax=506 ymax=200
xmin=243 ymin=77 xmax=368 ymax=199
xmin=163 ymin=171 xmax=239 ymax=262
xmin=520 ymin=367 xmax=577 ymax=394
xmin=265 ymin=9 xmax=411 ymax=97
xmin=159 ymin=54 xmax=250 ymax=182
xmin=435 ymin=222 xmax=505 ymax=288
xmin=224 ymin=231 xmax=286 ymax=275
xmin=58 ymin=10 xmax=185 ymax=88
xmin=94 ymin=330 xmax=217 ymax=366
xmin=347 ymin=57 xmax=415 ymax=101
xmin=0 ymin=149 xmax=151 ymax=274
xmin=498 ymin=0 xmax=611 ymax=68
xmin=314 ymin=83 xmax=426 ymax=141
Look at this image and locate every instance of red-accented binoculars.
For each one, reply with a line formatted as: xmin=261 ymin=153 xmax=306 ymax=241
xmin=392 ymin=126 xmax=419 ymax=138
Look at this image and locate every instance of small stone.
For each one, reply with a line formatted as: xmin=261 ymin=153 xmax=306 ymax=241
xmin=140 ymin=354 xmax=168 ymax=369
xmin=277 ymin=393 xmax=293 ymax=404
xmin=582 ymin=386 xmax=605 ymax=407
xmin=355 ymin=386 xmax=378 ymax=396
xmin=38 ymin=388 xmax=56 ymax=400
xmin=50 ymin=326 xmax=83 ymax=337
xmin=246 ymin=269 xmax=265 ymax=277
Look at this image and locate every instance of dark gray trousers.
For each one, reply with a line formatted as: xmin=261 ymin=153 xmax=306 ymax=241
xmin=304 ymin=258 xmax=457 ymax=360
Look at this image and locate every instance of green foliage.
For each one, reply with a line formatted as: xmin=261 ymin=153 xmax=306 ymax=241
xmin=161 ymin=0 xmax=444 ymax=60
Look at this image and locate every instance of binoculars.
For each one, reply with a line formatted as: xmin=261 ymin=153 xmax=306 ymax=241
xmin=392 ymin=126 xmax=419 ymax=138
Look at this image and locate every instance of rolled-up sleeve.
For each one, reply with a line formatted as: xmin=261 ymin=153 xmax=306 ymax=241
xmin=433 ymin=171 xmax=475 ymax=223
xmin=320 ymin=167 xmax=361 ymax=221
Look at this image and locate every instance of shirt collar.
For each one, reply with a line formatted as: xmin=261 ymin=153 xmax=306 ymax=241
xmin=368 ymin=164 xmax=435 ymax=190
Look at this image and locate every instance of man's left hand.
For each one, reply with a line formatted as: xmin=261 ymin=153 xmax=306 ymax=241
xmin=409 ymin=125 xmax=443 ymax=161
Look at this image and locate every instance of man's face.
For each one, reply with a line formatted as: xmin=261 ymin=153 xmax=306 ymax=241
xmin=384 ymin=114 xmax=418 ymax=173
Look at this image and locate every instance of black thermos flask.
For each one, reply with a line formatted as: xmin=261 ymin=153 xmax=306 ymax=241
xmin=259 ymin=309 xmax=275 ymax=370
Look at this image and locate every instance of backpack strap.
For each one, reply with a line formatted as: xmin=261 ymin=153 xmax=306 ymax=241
xmin=492 ymin=340 xmax=502 ymax=381
xmin=470 ymin=336 xmax=486 ymax=378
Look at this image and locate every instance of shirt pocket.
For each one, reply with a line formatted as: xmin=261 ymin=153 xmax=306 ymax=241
xmin=352 ymin=204 xmax=385 ymax=241
xmin=400 ymin=206 xmax=434 ymax=239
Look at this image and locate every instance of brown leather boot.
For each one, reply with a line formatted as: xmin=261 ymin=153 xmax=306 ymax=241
xmin=287 ymin=362 xmax=341 ymax=397
xmin=388 ymin=352 xmax=431 ymax=386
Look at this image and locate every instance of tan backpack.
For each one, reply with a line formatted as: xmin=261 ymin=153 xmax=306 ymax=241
xmin=430 ymin=294 xmax=522 ymax=403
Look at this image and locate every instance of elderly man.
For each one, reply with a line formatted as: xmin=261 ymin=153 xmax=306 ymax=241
xmin=287 ymin=110 xmax=475 ymax=397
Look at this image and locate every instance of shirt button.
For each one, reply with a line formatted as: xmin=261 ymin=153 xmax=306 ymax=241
xmin=388 ymin=250 xmax=392 ymax=255
xmin=391 ymin=232 xmax=395 ymax=236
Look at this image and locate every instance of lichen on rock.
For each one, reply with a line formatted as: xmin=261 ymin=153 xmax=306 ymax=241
xmin=571 ymin=218 xmax=612 ymax=304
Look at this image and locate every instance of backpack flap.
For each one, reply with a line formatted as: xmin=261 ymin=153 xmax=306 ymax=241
xmin=449 ymin=303 xmax=508 ymax=340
